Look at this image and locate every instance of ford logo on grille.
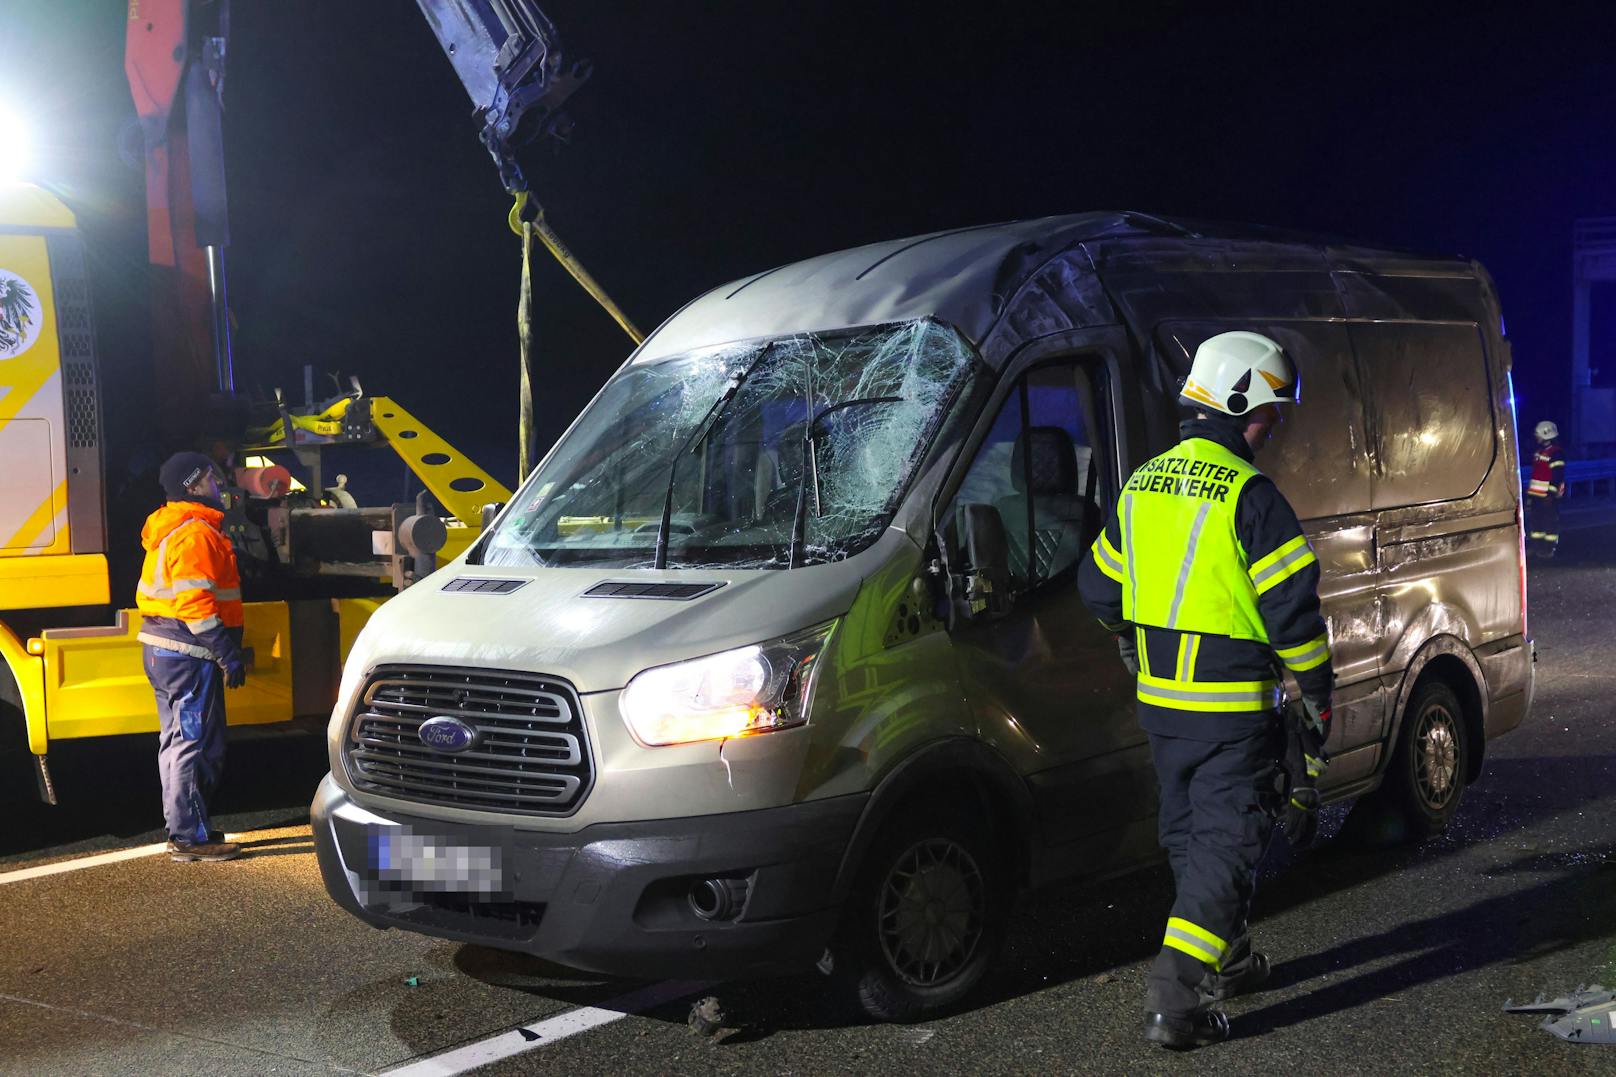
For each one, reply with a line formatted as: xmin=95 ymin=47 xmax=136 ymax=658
xmin=418 ymin=715 xmax=478 ymax=753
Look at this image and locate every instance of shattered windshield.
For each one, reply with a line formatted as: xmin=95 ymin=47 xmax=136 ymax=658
xmin=480 ymin=319 xmax=979 ymax=569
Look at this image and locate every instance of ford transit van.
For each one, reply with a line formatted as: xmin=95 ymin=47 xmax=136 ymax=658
xmin=312 ymin=213 xmax=1532 ymax=1018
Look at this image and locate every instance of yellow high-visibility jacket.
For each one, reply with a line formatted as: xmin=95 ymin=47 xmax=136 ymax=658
xmin=1078 ymin=421 xmax=1332 ymax=740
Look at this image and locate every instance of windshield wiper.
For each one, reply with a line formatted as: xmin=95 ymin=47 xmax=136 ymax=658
xmin=652 ymin=345 xmax=770 ymax=569
xmin=787 ymin=395 xmax=902 ymax=569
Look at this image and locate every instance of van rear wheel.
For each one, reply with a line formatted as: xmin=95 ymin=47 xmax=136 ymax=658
xmin=1354 ymin=679 xmax=1469 ymax=842
xmin=834 ymin=804 xmax=1009 ymax=1022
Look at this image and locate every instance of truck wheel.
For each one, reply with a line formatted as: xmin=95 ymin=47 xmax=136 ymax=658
xmin=835 ymin=803 xmax=1009 ymax=1022
xmin=1357 ymin=678 xmax=1469 ymax=842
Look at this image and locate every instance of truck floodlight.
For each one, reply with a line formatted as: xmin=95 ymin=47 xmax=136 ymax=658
xmin=0 ymin=104 xmax=31 ymax=183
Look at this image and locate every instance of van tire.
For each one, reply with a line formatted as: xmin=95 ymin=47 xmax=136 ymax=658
xmin=833 ymin=802 xmax=1009 ymax=1022
xmin=1355 ymin=678 xmax=1469 ymax=842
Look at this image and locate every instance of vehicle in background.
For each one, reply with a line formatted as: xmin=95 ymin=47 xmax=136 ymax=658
xmin=3 ymin=0 xmax=590 ymax=802
xmin=313 ymin=213 xmax=1531 ymax=1018
xmin=0 ymin=182 xmax=506 ymax=804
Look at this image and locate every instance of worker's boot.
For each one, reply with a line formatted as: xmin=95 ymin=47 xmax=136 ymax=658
xmin=1145 ymin=947 xmax=1231 ymax=1049
xmin=168 ymin=839 xmax=241 ymax=862
xmin=1143 ymin=1008 xmax=1231 ymax=1050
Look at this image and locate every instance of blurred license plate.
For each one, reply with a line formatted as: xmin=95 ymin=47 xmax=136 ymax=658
xmin=368 ymin=829 xmax=503 ymax=894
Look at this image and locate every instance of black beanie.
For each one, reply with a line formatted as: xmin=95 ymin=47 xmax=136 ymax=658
xmin=160 ymin=452 xmax=218 ymax=501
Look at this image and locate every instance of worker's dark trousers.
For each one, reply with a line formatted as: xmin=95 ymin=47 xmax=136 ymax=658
xmin=144 ymin=645 xmax=227 ymax=845
xmin=1146 ymin=723 xmax=1281 ymax=1016
xmin=1527 ymin=494 xmax=1559 ymax=556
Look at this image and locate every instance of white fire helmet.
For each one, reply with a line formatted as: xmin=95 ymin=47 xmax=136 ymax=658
xmin=1180 ymin=331 xmax=1299 ymax=417
xmin=1535 ymin=420 xmax=1558 ymax=442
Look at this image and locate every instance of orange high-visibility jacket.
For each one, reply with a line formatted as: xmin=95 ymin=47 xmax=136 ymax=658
xmin=135 ymin=502 xmax=243 ymax=654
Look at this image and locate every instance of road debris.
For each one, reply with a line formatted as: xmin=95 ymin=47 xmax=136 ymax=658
xmin=687 ymin=995 xmax=738 ymax=1043
xmin=1505 ymin=985 xmax=1616 ymax=1043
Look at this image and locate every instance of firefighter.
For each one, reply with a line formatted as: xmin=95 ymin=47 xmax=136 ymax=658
xmin=135 ymin=452 xmax=248 ymax=862
xmin=1078 ymin=331 xmax=1333 ymax=1049
xmin=1526 ymin=420 xmax=1565 ymax=558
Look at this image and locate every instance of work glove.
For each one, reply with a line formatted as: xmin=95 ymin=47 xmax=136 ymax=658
xmin=1282 ymin=699 xmax=1331 ymax=848
xmin=194 ymin=623 xmax=247 ymax=689
xmin=1299 ymin=697 xmax=1331 ymax=776
xmin=1115 ymin=633 xmax=1138 ymax=675
xmin=219 ymin=651 xmax=247 ymax=689
xmin=1284 ymin=784 xmax=1320 ymax=847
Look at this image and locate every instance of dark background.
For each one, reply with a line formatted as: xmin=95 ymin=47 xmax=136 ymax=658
xmin=7 ymin=1 xmax=1616 ymax=491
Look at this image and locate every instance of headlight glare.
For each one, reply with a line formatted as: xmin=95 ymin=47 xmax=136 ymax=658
xmin=620 ymin=622 xmax=835 ymax=746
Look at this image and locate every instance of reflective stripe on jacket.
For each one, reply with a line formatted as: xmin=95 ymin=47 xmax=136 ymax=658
xmin=1078 ymin=421 xmax=1334 ymax=740
xmin=136 ymin=501 xmax=243 ymax=652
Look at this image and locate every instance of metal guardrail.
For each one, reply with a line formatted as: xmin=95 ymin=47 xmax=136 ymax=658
xmin=1521 ymin=457 xmax=1616 ymax=496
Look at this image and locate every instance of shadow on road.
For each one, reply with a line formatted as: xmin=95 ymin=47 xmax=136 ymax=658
xmin=629 ymin=751 xmax=1616 ymax=1038
xmin=1238 ymin=844 xmax=1616 ymax=1037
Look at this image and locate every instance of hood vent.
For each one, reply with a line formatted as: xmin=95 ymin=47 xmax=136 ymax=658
xmin=583 ymin=580 xmax=725 ymax=601
xmin=441 ymin=577 xmax=529 ymax=594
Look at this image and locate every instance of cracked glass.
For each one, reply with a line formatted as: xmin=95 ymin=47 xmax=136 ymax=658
xmin=481 ymin=319 xmax=980 ymax=569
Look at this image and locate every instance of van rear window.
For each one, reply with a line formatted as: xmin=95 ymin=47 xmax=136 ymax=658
xmin=1352 ymin=323 xmax=1496 ymax=509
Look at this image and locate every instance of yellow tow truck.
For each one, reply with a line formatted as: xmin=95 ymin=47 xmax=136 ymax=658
xmin=0 ymin=1 xmax=607 ymax=801
xmin=0 ymin=181 xmax=511 ymax=802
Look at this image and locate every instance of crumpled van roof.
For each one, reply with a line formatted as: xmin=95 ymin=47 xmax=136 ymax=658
xmin=630 ymin=211 xmax=1490 ymax=368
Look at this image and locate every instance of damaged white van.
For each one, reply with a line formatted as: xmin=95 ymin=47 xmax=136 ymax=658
xmin=312 ymin=213 xmax=1533 ymax=1018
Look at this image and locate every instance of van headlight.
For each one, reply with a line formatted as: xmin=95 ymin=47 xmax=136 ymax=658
xmin=619 ymin=621 xmax=837 ymax=747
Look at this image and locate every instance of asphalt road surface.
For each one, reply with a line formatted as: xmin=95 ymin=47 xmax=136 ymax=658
xmin=3 ymin=504 xmax=1615 ymax=1075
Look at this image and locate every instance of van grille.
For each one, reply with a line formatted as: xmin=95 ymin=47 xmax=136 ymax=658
xmin=343 ymin=666 xmax=592 ymax=816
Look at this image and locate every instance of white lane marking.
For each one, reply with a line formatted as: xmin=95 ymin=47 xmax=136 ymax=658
xmin=379 ymin=980 xmax=712 ymax=1076
xmin=0 ymin=829 xmax=302 ymax=885
xmin=0 ymin=842 xmax=171 ymax=885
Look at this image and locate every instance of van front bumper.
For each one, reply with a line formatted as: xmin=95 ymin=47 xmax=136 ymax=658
xmin=310 ymin=775 xmax=866 ymax=979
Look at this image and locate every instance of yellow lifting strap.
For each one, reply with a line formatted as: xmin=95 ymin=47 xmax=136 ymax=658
xmin=518 ymin=215 xmax=536 ymax=482
xmin=508 ymin=190 xmax=645 ymax=345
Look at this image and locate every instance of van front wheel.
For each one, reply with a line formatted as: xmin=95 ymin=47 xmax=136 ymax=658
xmin=834 ymin=805 xmax=1009 ymax=1022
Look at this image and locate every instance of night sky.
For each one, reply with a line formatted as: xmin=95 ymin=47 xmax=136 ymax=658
xmin=8 ymin=1 xmax=1616 ymax=490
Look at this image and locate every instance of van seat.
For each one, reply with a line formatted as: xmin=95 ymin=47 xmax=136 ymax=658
xmin=996 ymin=426 xmax=1098 ymax=581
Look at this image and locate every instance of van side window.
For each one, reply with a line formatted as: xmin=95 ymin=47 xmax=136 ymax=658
xmin=1350 ymin=322 xmax=1497 ymax=509
xmin=946 ymin=361 xmax=1109 ymax=592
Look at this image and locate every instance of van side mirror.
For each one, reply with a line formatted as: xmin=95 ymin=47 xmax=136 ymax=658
xmin=960 ymin=503 xmax=1012 ymax=620
xmin=480 ymin=502 xmax=507 ymax=531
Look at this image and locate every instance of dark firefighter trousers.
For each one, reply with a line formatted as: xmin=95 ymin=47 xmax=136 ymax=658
xmin=1527 ymin=493 xmax=1559 ymax=554
xmin=1147 ymin=721 xmax=1283 ymax=1015
xmin=143 ymin=644 xmax=228 ymax=845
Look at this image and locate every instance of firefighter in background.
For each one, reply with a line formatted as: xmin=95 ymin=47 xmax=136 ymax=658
xmin=135 ymin=452 xmax=248 ymax=863
xmin=1527 ymin=420 xmax=1566 ymax=558
xmin=1078 ymin=332 xmax=1333 ymax=1050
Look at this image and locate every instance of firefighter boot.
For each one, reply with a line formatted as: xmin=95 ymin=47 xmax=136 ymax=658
xmin=1144 ymin=948 xmax=1231 ymax=1050
xmin=1144 ymin=1008 xmax=1232 ymax=1050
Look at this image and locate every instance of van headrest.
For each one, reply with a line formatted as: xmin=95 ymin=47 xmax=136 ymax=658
xmin=1011 ymin=426 xmax=1079 ymax=496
